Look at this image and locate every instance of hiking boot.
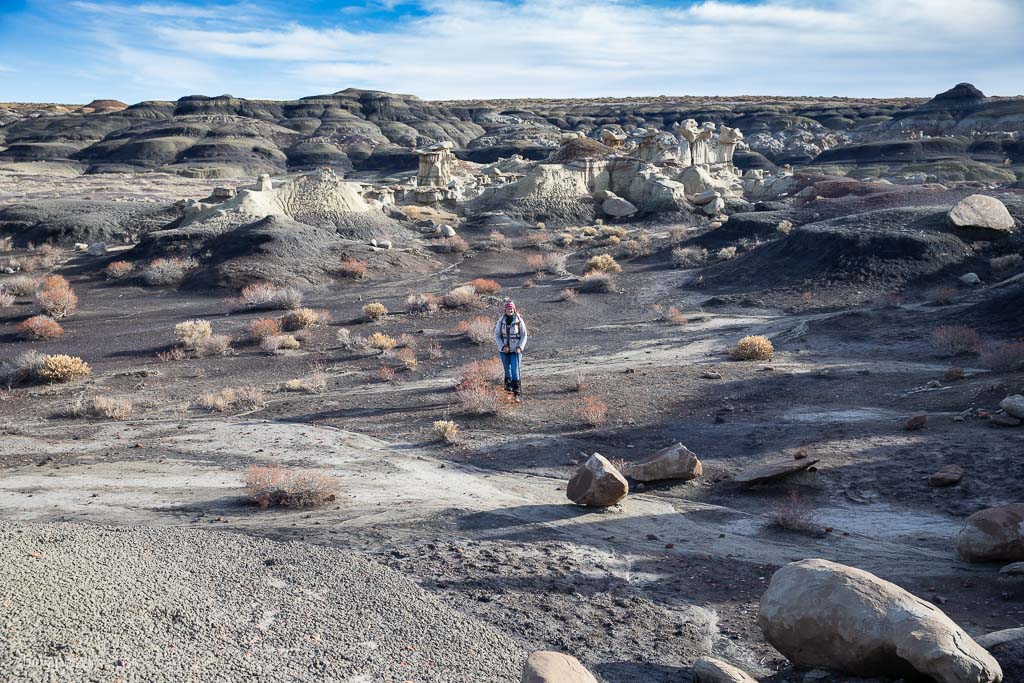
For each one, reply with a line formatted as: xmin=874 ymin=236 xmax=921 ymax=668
xmin=503 ymin=377 xmax=512 ymax=393
xmin=512 ymin=380 xmax=522 ymax=402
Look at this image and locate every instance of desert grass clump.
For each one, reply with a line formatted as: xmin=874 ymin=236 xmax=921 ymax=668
xmin=3 ymin=350 xmax=46 ymax=385
xmin=175 ymin=319 xmax=213 ymax=350
xmin=248 ymin=317 xmax=281 ymax=341
xmin=457 ymin=316 xmax=493 ymax=345
xmin=197 ymin=334 xmax=232 ymax=357
xmin=469 ymin=278 xmax=502 ymax=295
xmin=0 ymin=235 xmax=12 ymax=251
xmin=671 ymin=246 xmax=708 ymax=269
xmin=433 ymin=419 xmax=460 ymax=444
xmin=104 ymin=260 xmax=135 ymax=280
xmin=577 ymin=271 xmax=615 ymax=293
xmin=442 ymin=285 xmax=480 ymax=309
xmin=261 ymin=334 xmax=300 ymax=354
xmin=244 ymin=465 xmax=337 ymax=509
xmin=234 ymin=386 xmax=267 ymax=410
xmin=926 ymin=286 xmax=958 ymax=306
xmin=17 ymin=315 xmax=64 ymax=340
xmin=335 ymin=328 xmax=367 ymax=351
xmin=237 ymin=282 xmax=302 ymax=310
xmin=716 ymin=246 xmax=738 ymax=261
xmin=731 ymin=335 xmax=774 ymax=361
xmin=283 ymin=367 xmax=327 ymax=394
xmin=667 ymin=225 xmax=688 ymax=243
xmin=435 ymin=235 xmax=470 ymax=253
xmin=584 ymin=253 xmax=622 ymax=274
xmin=930 ymin=325 xmax=982 ymax=357
xmin=560 ymin=287 xmax=579 ymax=303
xmin=456 ymin=379 xmax=514 ymax=416
xmin=406 ymin=292 xmax=440 ymax=315
xmin=0 ymin=290 xmax=14 ymax=308
xmin=3 ymin=275 xmax=39 ymax=297
xmin=37 ymin=354 xmax=91 ymax=383
xmin=65 ymin=396 xmax=134 ymax=420
xmin=142 ymin=257 xmax=197 ymax=287
xmin=369 ymin=332 xmax=398 ymax=353
xmin=572 ymin=370 xmax=586 ymax=392
xmin=659 ymin=305 xmax=687 ymax=325
xmin=395 ymin=347 xmax=419 ymax=370
xmin=574 ymin=395 xmax=608 ymax=428
xmin=281 ymin=307 xmax=329 ymax=331
xmin=362 ymin=301 xmax=388 ymax=321
xmin=36 ymin=275 xmax=77 ymax=319
xmin=979 ymin=341 xmax=1024 ymax=372
xmin=456 ymin=359 xmax=504 ymax=388
xmin=339 ymin=257 xmax=368 ymax=279
xmin=377 ymin=364 xmax=398 ymax=382
xmin=617 ymin=234 xmax=652 ymax=258
xmin=767 ymin=491 xmax=819 ymax=534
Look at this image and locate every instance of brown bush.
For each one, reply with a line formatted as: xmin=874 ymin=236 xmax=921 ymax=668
xmin=433 ymin=419 xmax=460 ymax=444
xmin=578 ymin=271 xmax=614 ymax=293
xmin=0 ymin=290 xmax=14 ymax=308
xmin=237 ymin=282 xmax=302 ymax=310
xmin=457 ymin=316 xmax=493 ymax=345
xmin=3 ymin=275 xmax=39 ymax=296
xmin=407 ymin=292 xmax=440 ymax=315
xmin=36 ymin=275 xmax=77 ymax=319
xmin=17 ymin=315 xmax=64 ymax=340
xmin=731 ymin=335 xmax=774 ymax=361
xmin=377 ymin=364 xmax=397 ymax=382
xmin=248 ymin=318 xmax=281 ymax=340
xmin=927 ymin=286 xmax=958 ymax=305
xmin=716 ymin=246 xmax=737 ymax=261
xmin=667 ymin=225 xmax=688 ymax=243
xmin=64 ymin=396 xmax=134 ymax=420
xmin=234 ymin=386 xmax=267 ymax=410
xmin=142 ymin=257 xmax=197 ymax=287
xmin=456 ymin=359 xmax=503 ymax=388
xmin=339 ymin=257 xmax=368 ymax=279
xmin=175 ymin=319 xmax=213 ymax=350
xmin=37 ymin=354 xmax=91 ymax=383
xmin=442 ymin=285 xmax=479 ymax=309
xmin=617 ymin=234 xmax=651 ymax=258
xmin=261 ymin=334 xmax=300 ymax=354
xmin=456 ymin=379 xmax=514 ymax=416
xmin=979 ymin=342 xmax=1024 ymax=372
xmin=435 ymin=235 xmax=469 ymax=253
xmin=671 ymin=246 xmax=708 ymax=269
xmin=930 ymin=325 xmax=981 ymax=357
xmin=369 ymin=332 xmax=398 ymax=352
xmin=395 ymin=347 xmax=418 ymax=370
xmin=197 ymin=333 xmax=232 ymax=357
xmin=574 ymin=395 xmax=608 ymax=427
xmin=560 ymin=288 xmax=579 ymax=303
xmin=283 ymin=366 xmax=326 ymax=394
xmin=104 ymin=261 xmax=135 ymax=279
xmin=281 ymin=307 xmax=329 ymax=331
xmin=362 ymin=302 xmax=388 ymax=321
xmin=469 ymin=278 xmax=502 ymax=295
xmin=243 ymin=465 xmax=337 ymax=509
xmin=767 ymin=491 xmax=819 ymax=534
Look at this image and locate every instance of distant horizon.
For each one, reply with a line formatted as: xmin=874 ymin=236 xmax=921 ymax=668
xmin=1 ymin=0 xmax=1022 ymax=103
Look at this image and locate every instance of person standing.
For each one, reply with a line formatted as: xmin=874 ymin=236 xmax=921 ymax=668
xmin=494 ymin=300 xmax=528 ymax=401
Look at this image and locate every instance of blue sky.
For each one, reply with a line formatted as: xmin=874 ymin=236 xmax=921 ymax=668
xmin=1 ymin=0 xmax=1022 ymax=103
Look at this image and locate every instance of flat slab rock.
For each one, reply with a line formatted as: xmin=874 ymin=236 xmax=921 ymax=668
xmin=734 ymin=458 xmax=819 ymax=486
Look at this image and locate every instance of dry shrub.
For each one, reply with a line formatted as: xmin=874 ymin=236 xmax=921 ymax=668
xmin=399 ymin=333 xmax=418 ymax=349
xmin=525 ymin=254 xmax=545 ymax=273
xmin=617 ymin=234 xmax=651 ymax=258
xmin=572 ymin=370 xmax=586 ymax=392
xmin=527 ymin=232 xmax=551 ymax=249
xmin=979 ymin=342 xmax=1024 ymax=372
xmin=555 ymin=233 xmax=574 ymax=247
xmin=175 ymin=319 xmax=213 ymax=350
xmin=575 ymin=395 xmax=608 ymax=427
xmin=369 ymin=332 xmax=398 ymax=352
xmin=2 ymin=350 xmax=46 ymax=385
xmin=244 ymin=465 xmax=336 ymax=509
xmin=104 ymin=261 xmax=135 ymax=280
xmin=582 ymin=226 xmax=599 ymax=236
xmin=671 ymin=246 xmax=708 ymax=268
xmin=584 ymin=253 xmax=622 ymax=274
xmin=36 ymin=275 xmax=77 ymax=318
xmin=157 ymin=347 xmax=187 ymax=363
xmin=664 ymin=306 xmax=688 ymax=325
xmin=395 ymin=347 xmax=418 ymax=370
xmin=34 ymin=244 xmax=62 ymax=269
xmin=339 ymin=257 xmax=368 ymax=279
xmin=407 ymin=292 xmax=440 ymax=315
xmin=0 ymin=235 xmax=11 ymax=251
xmin=377 ymin=364 xmax=397 ymax=382
xmin=237 ymin=282 xmax=302 ymax=310
xmin=433 ymin=419 xmax=460 ymax=444
xmin=283 ymin=368 xmax=326 ymax=394
xmin=0 ymin=290 xmax=14 ymax=307
xmin=3 ymin=275 xmax=39 ymax=296
xmin=600 ymin=225 xmax=627 ymax=240
xmin=234 ymin=386 xmax=267 ymax=410
xmin=436 ymin=235 xmax=470 ymax=253
xmin=990 ymin=254 xmax=1023 ymax=276
xmin=65 ymin=396 xmax=134 ymax=420
xmin=457 ymin=316 xmax=493 ymax=345
xmin=261 ymin=334 xmax=300 ymax=354
xmin=197 ymin=333 xmax=232 ymax=357
xmin=930 ymin=325 xmax=981 ymax=357
xmin=469 ymin=278 xmax=502 ymax=295
xmin=425 ymin=339 xmax=443 ymax=359
xmin=281 ymin=307 xmax=329 ymax=331
xmin=487 ymin=230 xmax=509 ymax=250
xmin=17 ymin=315 xmax=64 ymax=340
xmin=716 ymin=246 xmax=738 ymax=261
xmin=142 ymin=257 xmax=197 ymax=287
xmin=456 ymin=359 xmax=503 ymax=388
xmin=927 ymin=286 xmax=958 ymax=305
xmin=605 ymin=235 xmax=621 ymax=246
xmin=248 ymin=317 xmax=281 ymax=340
xmin=541 ymin=252 xmax=568 ymax=274
xmin=457 ymin=379 xmax=514 ymax=416
xmin=731 ymin=335 xmax=774 ymax=361
xmin=37 ymin=354 xmax=91 ymax=383
xmin=875 ymin=291 xmax=902 ymax=309
xmin=578 ymin=271 xmax=614 ymax=293
xmin=362 ymin=302 xmax=388 ymax=321
xmin=335 ymin=328 xmax=366 ymax=351
xmin=560 ymin=287 xmax=579 ymax=303
xmin=198 ymin=387 xmax=236 ymax=412
xmin=767 ymin=491 xmax=819 ymax=534
xmin=443 ymin=285 xmax=479 ymax=309
xmin=667 ymin=225 xmax=688 ymax=243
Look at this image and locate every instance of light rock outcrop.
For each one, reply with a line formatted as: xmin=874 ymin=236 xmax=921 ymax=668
xmin=957 ymin=503 xmax=1024 ymax=563
xmin=947 ymin=195 xmax=1015 ymax=234
xmin=521 ymin=651 xmax=598 ymax=683
xmin=624 ymin=443 xmax=702 ymax=483
xmin=734 ymin=458 xmax=818 ymax=486
xmin=567 ymin=454 xmax=628 ymax=507
xmin=692 ymin=657 xmax=757 ymax=683
xmin=602 ymin=196 xmax=638 ymax=217
xmin=759 ymin=558 xmax=1002 ymax=683
xmin=1000 ymin=395 xmax=1024 ymax=420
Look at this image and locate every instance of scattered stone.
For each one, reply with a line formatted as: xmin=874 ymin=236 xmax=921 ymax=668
xmin=947 ymin=194 xmax=1016 ymax=234
xmin=1000 ymin=395 xmax=1024 ymax=420
xmin=702 ymin=197 xmax=725 ymax=215
xmin=999 ymin=562 xmax=1024 ymax=577
xmin=73 ymin=242 xmax=88 ymax=252
xmin=700 ymin=371 xmax=722 ymax=379
xmin=758 ymin=558 xmax=1002 ymax=683
xmin=692 ymin=656 xmax=757 ymax=683
xmin=990 ymin=413 xmax=1022 ymax=427
xmin=623 ymin=443 xmax=702 ymax=483
xmin=927 ymin=380 xmax=942 ymax=388
xmin=959 ymin=272 xmax=981 ymax=286
xmin=602 ymin=196 xmax=638 ymax=218
xmin=436 ymin=224 xmax=457 ymax=237
xmin=692 ymin=190 xmax=721 ymax=206
xmin=566 ymin=454 xmax=628 ymax=507
xmin=944 ymin=367 xmax=965 ymax=381
xmin=957 ymin=503 xmax=1024 ymax=562
xmin=521 ymin=651 xmax=597 ymax=683
xmin=734 ymin=458 xmax=819 ymax=486
xmin=86 ymin=242 xmax=107 ymax=256
xmin=376 ymin=240 xmax=392 ymax=250
xmin=905 ymin=414 xmax=928 ymax=431
xmin=929 ymin=464 xmax=964 ymax=487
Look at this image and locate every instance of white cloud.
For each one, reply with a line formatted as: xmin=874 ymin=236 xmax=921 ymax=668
xmin=51 ymin=0 xmax=1024 ymax=99
xmin=0 ymin=65 xmax=14 ymax=73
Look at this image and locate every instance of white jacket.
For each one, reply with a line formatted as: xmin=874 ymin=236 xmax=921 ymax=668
xmin=494 ymin=314 xmax=528 ymax=352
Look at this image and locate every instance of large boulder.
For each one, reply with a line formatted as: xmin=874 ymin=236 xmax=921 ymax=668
xmin=692 ymin=657 xmax=757 ymax=683
xmin=947 ymin=195 xmax=1016 ymax=234
xmin=759 ymin=558 xmax=1002 ymax=682
xmin=602 ymin=196 xmax=638 ymax=217
xmin=521 ymin=651 xmax=598 ymax=683
xmin=567 ymin=453 xmax=628 ymax=507
xmin=976 ymin=629 xmax=1024 ymax=683
xmin=624 ymin=443 xmax=702 ymax=483
xmin=957 ymin=504 xmax=1024 ymax=563
xmin=1000 ymin=395 xmax=1024 ymax=420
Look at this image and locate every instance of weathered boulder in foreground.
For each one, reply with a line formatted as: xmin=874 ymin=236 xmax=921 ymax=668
xmin=734 ymin=458 xmax=818 ymax=486
xmin=948 ymin=194 xmax=1015 ymax=234
xmin=758 ymin=558 xmax=1002 ymax=683
xmin=957 ymin=503 xmax=1024 ymax=562
xmin=692 ymin=656 xmax=757 ymax=682
xmin=1000 ymin=395 xmax=1024 ymax=420
xmin=624 ymin=443 xmax=702 ymax=483
xmin=567 ymin=453 xmax=628 ymax=507
xmin=521 ymin=651 xmax=598 ymax=683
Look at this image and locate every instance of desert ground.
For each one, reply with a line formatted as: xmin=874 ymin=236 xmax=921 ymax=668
xmin=1 ymin=84 xmax=1023 ymax=682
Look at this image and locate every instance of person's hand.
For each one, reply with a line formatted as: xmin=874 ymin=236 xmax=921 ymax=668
xmin=502 ymin=345 xmax=510 ymax=353
xmin=514 ymin=347 xmax=522 ymax=354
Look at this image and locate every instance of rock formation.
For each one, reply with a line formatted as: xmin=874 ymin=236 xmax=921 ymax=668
xmin=416 ymin=141 xmax=456 ymax=187
xmin=957 ymin=504 xmax=1024 ymax=563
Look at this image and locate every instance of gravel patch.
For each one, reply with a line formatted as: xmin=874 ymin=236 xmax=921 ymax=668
xmin=0 ymin=522 xmax=525 ymax=682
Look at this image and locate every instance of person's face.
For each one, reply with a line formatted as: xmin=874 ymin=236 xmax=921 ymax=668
xmin=505 ymin=305 xmax=515 ymax=315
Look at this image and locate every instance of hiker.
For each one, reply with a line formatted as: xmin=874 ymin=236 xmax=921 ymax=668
xmin=494 ymin=300 xmax=528 ymax=401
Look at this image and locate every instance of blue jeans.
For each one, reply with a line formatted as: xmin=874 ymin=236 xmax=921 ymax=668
xmin=499 ymin=351 xmax=521 ymax=381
